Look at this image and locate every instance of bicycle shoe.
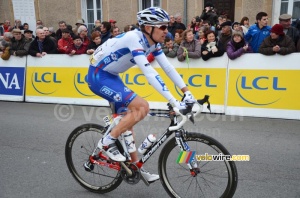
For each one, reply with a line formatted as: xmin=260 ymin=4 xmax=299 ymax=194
xmin=98 ymin=138 xmax=126 ymax=162
xmin=140 ymin=168 xmax=160 ymax=183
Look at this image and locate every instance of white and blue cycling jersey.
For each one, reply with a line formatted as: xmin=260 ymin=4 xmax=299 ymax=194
xmin=88 ymin=29 xmax=186 ymax=112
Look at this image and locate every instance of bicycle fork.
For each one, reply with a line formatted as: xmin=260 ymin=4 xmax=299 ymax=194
xmin=175 ymin=130 xmax=200 ymax=176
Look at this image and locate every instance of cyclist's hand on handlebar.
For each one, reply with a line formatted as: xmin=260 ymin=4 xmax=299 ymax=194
xmin=169 ymin=98 xmax=187 ymax=110
xmin=182 ymin=91 xmax=196 ymax=104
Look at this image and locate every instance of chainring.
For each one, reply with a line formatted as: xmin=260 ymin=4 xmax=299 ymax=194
xmin=120 ymin=163 xmax=141 ymax=185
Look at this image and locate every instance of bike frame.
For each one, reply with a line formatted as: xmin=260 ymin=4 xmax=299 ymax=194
xmin=96 ymin=101 xmax=204 ymax=171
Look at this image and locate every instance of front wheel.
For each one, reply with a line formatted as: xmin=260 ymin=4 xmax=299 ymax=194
xmin=65 ymin=123 xmax=123 ymax=193
xmin=158 ymin=132 xmax=238 ymax=198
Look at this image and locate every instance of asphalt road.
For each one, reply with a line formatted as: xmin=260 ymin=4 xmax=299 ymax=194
xmin=0 ymin=101 xmax=299 ymax=198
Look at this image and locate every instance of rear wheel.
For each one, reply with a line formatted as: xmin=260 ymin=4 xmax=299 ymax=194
xmin=65 ymin=123 xmax=123 ymax=193
xmin=158 ymin=132 xmax=238 ymax=198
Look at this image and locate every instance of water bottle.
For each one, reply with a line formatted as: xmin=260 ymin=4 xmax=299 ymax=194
xmin=138 ymin=134 xmax=156 ymax=154
xmin=123 ymin=130 xmax=136 ymax=153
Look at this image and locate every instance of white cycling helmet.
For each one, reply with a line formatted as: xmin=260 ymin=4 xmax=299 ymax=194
xmin=137 ymin=7 xmax=170 ymax=26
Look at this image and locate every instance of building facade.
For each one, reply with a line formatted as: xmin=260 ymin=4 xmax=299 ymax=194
xmin=0 ymin=0 xmax=299 ymax=32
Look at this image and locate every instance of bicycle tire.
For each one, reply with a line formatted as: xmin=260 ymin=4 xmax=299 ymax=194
xmin=158 ymin=132 xmax=238 ymax=198
xmin=65 ymin=123 xmax=123 ymax=193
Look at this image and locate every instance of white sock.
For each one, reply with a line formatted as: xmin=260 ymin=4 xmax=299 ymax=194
xmin=103 ymin=134 xmax=117 ymax=146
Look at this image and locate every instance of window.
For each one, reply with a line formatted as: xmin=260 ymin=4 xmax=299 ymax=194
xmin=139 ymin=0 xmax=161 ymax=10
xmin=293 ymin=1 xmax=300 ymax=19
xmin=280 ymin=0 xmax=289 ymax=14
xmin=280 ymin=0 xmax=300 ymax=19
xmin=81 ymin=0 xmax=102 ymax=31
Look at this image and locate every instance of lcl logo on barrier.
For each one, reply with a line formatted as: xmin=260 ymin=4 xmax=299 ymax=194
xmin=73 ymin=71 xmax=95 ymax=97
xmin=236 ymin=73 xmax=287 ymax=106
xmin=31 ymin=72 xmax=61 ymax=95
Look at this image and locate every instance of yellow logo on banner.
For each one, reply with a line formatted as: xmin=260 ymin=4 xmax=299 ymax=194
xmin=30 ymin=69 xmax=62 ymax=95
xmin=26 ymin=67 xmax=97 ymax=98
xmin=228 ymin=70 xmax=300 ymax=109
xmin=121 ymin=67 xmax=227 ymax=105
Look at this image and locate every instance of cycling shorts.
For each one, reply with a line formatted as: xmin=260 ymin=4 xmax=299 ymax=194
xmin=88 ymin=66 xmax=137 ymax=113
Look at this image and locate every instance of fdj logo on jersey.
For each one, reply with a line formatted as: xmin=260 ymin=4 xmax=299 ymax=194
xmin=32 ymin=71 xmax=61 ymax=95
xmin=74 ymin=71 xmax=95 ymax=97
xmin=236 ymin=73 xmax=287 ymax=105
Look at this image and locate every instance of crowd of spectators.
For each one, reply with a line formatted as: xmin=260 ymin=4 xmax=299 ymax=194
xmin=1 ymin=2 xmax=300 ymax=61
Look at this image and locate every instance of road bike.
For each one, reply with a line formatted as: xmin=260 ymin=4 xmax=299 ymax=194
xmin=65 ymin=96 xmax=238 ymax=197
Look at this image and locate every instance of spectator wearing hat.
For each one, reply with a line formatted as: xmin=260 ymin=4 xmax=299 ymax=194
xmin=279 ymin=14 xmax=299 ymax=46
xmin=24 ymin=30 xmax=34 ymax=42
xmin=259 ymin=24 xmax=295 ymax=55
xmin=218 ymin=21 xmax=232 ymax=51
xmin=9 ymin=29 xmax=30 ymax=57
xmin=200 ymin=2 xmax=218 ymax=26
xmin=245 ymin=12 xmax=271 ymax=53
xmin=28 ymin=28 xmax=57 ymax=57
xmin=201 ymin=30 xmax=224 ymax=61
xmin=67 ymin=35 xmax=88 ymax=55
xmin=109 ymin=19 xmax=117 ymax=28
xmin=73 ymin=19 xmax=85 ymax=36
xmin=87 ymin=31 xmax=101 ymax=55
xmin=226 ymin=30 xmax=253 ymax=60
xmin=232 ymin=22 xmax=243 ymax=32
xmin=100 ymin=21 xmax=111 ymax=44
xmin=57 ymin=29 xmax=73 ymax=54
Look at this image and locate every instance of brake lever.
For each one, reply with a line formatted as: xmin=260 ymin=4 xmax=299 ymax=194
xmin=197 ymin=95 xmax=211 ymax=113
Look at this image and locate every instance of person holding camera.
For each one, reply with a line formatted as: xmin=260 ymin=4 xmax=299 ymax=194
xmin=200 ymin=2 xmax=218 ymax=27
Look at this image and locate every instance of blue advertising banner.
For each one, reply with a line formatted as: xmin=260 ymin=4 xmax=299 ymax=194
xmin=0 ymin=67 xmax=25 ymax=100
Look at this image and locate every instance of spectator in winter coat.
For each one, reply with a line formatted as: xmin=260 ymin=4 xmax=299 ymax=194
xmin=200 ymin=2 xmax=218 ymax=26
xmin=297 ymin=39 xmax=300 ymax=52
xmin=162 ymin=37 xmax=179 ymax=58
xmin=218 ymin=21 xmax=232 ymax=51
xmin=28 ymin=29 xmax=57 ymax=57
xmin=177 ymin=29 xmax=201 ymax=62
xmin=9 ymin=29 xmax=30 ymax=57
xmin=245 ymin=12 xmax=271 ymax=53
xmin=100 ymin=21 xmax=111 ymax=44
xmin=259 ymin=24 xmax=295 ymax=55
xmin=226 ymin=30 xmax=253 ymax=60
xmin=57 ymin=29 xmax=73 ymax=54
xmin=67 ymin=35 xmax=88 ymax=55
xmin=201 ymin=30 xmax=224 ymax=61
xmin=278 ymin=14 xmax=299 ymax=46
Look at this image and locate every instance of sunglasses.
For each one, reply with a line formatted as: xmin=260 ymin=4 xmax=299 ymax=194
xmin=148 ymin=24 xmax=168 ymax=31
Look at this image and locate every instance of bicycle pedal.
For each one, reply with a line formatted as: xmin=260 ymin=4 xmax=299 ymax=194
xmin=83 ymin=161 xmax=94 ymax=172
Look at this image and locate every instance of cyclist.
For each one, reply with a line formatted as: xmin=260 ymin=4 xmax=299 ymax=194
xmin=87 ymin=7 xmax=196 ymax=182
